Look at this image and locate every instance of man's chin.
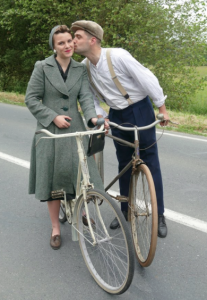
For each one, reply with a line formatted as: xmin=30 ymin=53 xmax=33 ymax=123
xmin=74 ymin=48 xmax=80 ymax=54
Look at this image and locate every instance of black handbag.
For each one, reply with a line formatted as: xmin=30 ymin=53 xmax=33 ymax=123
xmin=87 ymin=131 xmax=105 ymax=156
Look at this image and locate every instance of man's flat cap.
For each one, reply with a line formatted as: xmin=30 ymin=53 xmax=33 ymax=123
xmin=71 ymin=20 xmax=103 ymax=41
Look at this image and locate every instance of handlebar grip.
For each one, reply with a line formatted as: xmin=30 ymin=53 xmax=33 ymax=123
xmin=96 ymin=118 xmax=105 ymax=126
xmin=156 ymin=113 xmax=164 ymax=121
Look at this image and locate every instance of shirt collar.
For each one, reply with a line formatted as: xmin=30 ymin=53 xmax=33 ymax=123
xmin=91 ymin=48 xmax=106 ymax=69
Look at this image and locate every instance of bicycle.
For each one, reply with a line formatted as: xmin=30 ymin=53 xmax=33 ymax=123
xmin=36 ymin=119 xmax=134 ymax=295
xmin=98 ymin=113 xmax=166 ymax=267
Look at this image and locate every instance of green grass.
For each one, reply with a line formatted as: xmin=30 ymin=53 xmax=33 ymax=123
xmin=188 ymin=66 xmax=207 ymax=115
xmin=100 ymin=102 xmax=207 ymax=136
xmin=0 ymin=92 xmax=25 ymax=106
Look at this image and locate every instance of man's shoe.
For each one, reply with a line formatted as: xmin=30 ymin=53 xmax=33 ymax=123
xmin=158 ymin=215 xmax=167 ymax=238
xmin=110 ymin=211 xmax=128 ymax=230
xmin=50 ymin=234 xmax=61 ymax=250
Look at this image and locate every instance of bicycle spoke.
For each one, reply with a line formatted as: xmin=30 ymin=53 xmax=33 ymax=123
xmin=77 ymin=190 xmax=134 ymax=294
xmin=130 ymin=165 xmax=157 ymax=267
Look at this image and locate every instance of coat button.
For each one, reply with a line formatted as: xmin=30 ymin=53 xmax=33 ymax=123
xmin=62 ymin=95 xmax=69 ymax=99
xmin=61 ymin=106 xmax=69 ymax=111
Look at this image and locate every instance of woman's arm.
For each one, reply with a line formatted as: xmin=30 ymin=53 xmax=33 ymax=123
xmin=25 ymin=61 xmax=59 ymax=128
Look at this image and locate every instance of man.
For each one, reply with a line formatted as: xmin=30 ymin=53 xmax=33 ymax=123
xmin=71 ymin=20 xmax=168 ymax=238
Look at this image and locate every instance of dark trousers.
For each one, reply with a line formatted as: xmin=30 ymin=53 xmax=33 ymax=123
xmin=108 ymin=96 xmax=164 ymax=215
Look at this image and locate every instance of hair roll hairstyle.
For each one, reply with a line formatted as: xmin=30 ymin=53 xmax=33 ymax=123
xmin=53 ymin=25 xmax=71 ymax=44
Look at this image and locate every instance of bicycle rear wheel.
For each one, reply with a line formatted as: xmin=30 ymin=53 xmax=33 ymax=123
xmin=77 ymin=189 xmax=134 ymax=294
xmin=129 ymin=164 xmax=157 ymax=267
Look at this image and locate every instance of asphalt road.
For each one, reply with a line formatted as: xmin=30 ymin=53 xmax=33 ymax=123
xmin=0 ymin=103 xmax=207 ymax=300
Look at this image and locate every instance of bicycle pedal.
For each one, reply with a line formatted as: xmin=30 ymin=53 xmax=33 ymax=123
xmin=51 ymin=189 xmax=65 ymax=199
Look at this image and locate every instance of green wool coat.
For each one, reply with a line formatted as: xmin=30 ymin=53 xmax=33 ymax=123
xmin=25 ymin=55 xmax=104 ymax=200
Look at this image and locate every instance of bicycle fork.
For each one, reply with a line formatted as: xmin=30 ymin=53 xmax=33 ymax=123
xmin=71 ymin=136 xmax=111 ymax=245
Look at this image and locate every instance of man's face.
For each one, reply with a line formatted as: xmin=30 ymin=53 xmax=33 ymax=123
xmin=73 ymin=30 xmax=91 ymax=55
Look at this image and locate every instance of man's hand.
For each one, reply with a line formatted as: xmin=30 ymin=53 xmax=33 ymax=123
xmin=104 ymin=118 xmax=110 ymax=134
xmin=158 ymin=104 xmax=169 ymax=127
xmin=53 ymin=115 xmax=72 ymax=128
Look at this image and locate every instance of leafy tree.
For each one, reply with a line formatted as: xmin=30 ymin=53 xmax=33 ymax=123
xmin=0 ymin=0 xmax=206 ymax=110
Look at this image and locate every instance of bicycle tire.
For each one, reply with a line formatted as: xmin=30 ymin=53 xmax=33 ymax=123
xmin=77 ymin=189 xmax=134 ymax=294
xmin=129 ymin=164 xmax=158 ymax=267
xmin=59 ymin=200 xmax=67 ymax=223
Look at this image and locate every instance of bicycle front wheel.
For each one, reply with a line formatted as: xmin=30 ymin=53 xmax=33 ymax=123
xmin=77 ymin=189 xmax=134 ymax=294
xmin=129 ymin=164 xmax=158 ymax=267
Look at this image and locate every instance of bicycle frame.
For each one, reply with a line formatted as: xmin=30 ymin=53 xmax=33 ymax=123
xmin=36 ymin=125 xmax=109 ymax=245
xmin=104 ymin=115 xmax=164 ymax=194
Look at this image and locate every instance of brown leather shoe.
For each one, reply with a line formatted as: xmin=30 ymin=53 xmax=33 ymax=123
xmin=82 ymin=215 xmax=95 ymax=227
xmin=50 ymin=234 xmax=61 ymax=250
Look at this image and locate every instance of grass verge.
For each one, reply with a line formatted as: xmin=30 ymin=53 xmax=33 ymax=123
xmin=0 ymin=92 xmax=25 ymax=106
xmin=0 ymin=91 xmax=207 ymax=137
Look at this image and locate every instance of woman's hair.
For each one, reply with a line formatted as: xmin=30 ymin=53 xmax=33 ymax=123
xmin=54 ymin=25 xmax=71 ymax=35
xmin=52 ymin=25 xmax=72 ymax=46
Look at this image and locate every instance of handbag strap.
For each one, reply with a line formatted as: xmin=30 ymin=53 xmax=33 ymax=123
xmin=106 ymin=48 xmax=133 ymax=105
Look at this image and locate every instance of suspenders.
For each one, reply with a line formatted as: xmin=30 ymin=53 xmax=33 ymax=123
xmin=86 ymin=48 xmax=133 ymax=105
xmin=86 ymin=58 xmax=105 ymax=102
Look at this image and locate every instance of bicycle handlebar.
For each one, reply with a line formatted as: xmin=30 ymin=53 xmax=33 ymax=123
xmin=35 ymin=118 xmax=105 ymax=139
xmin=108 ymin=114 xmax=165 ymax=132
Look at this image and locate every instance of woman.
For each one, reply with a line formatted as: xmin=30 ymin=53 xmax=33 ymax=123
xmin=25 ymin=25 xmax=104 ymax=250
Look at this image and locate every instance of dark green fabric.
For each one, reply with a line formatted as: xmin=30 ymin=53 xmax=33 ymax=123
xmin=25 ymin=55 xmax=104 ymax=200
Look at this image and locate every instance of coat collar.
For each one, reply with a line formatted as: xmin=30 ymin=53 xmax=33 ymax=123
xmin=43 ymin=55 xmax=83 ymax=95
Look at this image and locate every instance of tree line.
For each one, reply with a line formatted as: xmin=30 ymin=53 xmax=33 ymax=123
xmin=0 ymin=0 xmax=206 ymax=110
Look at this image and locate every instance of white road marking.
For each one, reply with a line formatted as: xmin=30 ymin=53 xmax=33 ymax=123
xmin=0 ymin=152 xmax=30 ymax=169
xmin=164 ymin=208 xmax=207 ymax=233
xmin=107 ymin=191 xmax=207 ymax=234
xmin=0 ymin=151 xmax=207 ymax=233
xmin=157 ymin=131 xmax=207 ymax=142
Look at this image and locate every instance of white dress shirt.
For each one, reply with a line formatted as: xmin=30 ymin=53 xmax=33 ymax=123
xmin=82 ymin=48 xmax=166 ymax=117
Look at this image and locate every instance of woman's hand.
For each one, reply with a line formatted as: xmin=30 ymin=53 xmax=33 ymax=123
xmin=91 ymin=117 xmax=98 ymax=126
xmin=53 ymin=115 xmax=72 ymax=128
